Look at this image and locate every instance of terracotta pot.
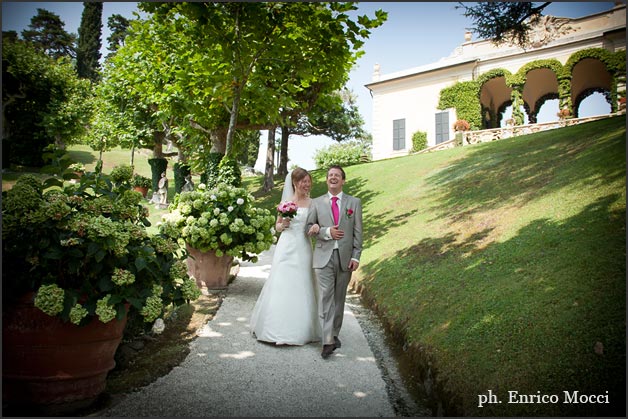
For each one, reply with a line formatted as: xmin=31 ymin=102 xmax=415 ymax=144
xmin=186 ymin=243 xmax=234 ymax=289
xmin=2 ymin=293 xmax=128 ymax=415
xmin=133 ymin=186 xmax=149 ymax=198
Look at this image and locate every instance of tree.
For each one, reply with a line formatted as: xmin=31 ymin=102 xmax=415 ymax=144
xmin=21 ymin=8 xmax=76 ymax=59
xmin=105 ymin=14 xmax=130 ymax=60
xmin=76 ymin=2 xmax=103 ymax=81
xmin=275 ymin=88 xmax=366 ymax=176
xmin=457 ymin=2 xmax=551 ymax=47
xmin=99 ymin=3 xmax=386 ymax=185
xmin=2 ymin=38 xmax=93 ymax=166
xmin=234 ymin=130 xmax=261 ymax=169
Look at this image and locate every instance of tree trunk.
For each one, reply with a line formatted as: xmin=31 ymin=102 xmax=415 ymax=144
xmin=277 ymin=126 xmax=289 ymax=177
xmin=225 ymin=72 xmax=244 ymax=158
xmin=263 ymin=128 xmax=276 ymax=192
xmin=210 ymin=128 xmax=227 ymax=154
xmin=153 ymin=130 xmax=165 ymax=158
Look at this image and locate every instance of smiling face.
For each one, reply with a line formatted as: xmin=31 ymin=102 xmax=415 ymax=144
xmin=295 ymin=174 xmax=312 ymax=197
xmin=326 ymin=167 xmax=345 ymax=195
xmin=290 ymin=167 xmax=312 ymax=198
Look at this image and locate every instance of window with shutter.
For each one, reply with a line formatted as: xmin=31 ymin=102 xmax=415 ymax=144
xmin=393 ymin=119 xmax=406 ymax=150
xmin=435 ymin=112 xmax=449 ymax=144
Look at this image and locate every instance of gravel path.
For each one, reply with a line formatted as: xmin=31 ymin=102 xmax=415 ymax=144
xmin=101 ymin=246 xmax=427 ymax=417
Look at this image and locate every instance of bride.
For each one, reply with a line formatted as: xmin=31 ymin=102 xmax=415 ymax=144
xmin=250 ymin=167 xmax=321 ymax=345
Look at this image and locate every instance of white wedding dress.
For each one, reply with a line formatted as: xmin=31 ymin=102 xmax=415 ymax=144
xmin=250 ymin=207 xmax=321 ymax=345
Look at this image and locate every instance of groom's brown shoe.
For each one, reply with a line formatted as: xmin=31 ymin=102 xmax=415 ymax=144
xmin=321 ymin=344 xmax=335 ymax=359
xmin=333 ymin=336 xmax=341 ymax=349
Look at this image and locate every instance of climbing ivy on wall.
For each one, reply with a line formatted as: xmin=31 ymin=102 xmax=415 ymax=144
xmin=564 ymin=48 xmax=627 ymax=112
xmin=438 ymin=47 xmax=627 ymax=127
xmin=438 ymin=80 xmax=481 ymax=130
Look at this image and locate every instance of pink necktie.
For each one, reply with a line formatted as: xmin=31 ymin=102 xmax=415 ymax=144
xmin=331 ymin=196 xmax=339 ymax=225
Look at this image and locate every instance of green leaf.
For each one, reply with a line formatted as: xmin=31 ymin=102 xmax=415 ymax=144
xmin=98 ymin=275 xmax=113 ymax=292
xmin=135 ymin=257 xmax=147 ymax=272
xmin=95 ymin=249 xmax=106 ymax=263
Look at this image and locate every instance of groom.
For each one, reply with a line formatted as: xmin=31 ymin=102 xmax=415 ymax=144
xmin=306 ymin=165 xmax=363 ymax=359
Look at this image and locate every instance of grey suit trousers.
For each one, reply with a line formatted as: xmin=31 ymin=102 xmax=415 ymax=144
xmin=316 ymin=249 xmax=352 ymax=346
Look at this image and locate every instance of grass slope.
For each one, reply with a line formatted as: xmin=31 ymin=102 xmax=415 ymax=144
xmin=251 ymin=116 xmax=626 ymax=416
xmin=349 ymin=117 xmax=625 ymax=416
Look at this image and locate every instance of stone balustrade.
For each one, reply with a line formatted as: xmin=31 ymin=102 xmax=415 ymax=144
xmin=461 ymin=112 xmax=625 ymax=146
xmin=413 ymin=111 xmax=625 ymax=155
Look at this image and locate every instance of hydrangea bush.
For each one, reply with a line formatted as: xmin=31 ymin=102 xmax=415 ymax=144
xmin=2 ymin=169 xmax=201 ymax=326
xmin=161 ymin=183 xmax=276 ymax=262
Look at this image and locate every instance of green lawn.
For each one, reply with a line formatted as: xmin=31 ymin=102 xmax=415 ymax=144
xmin=250 ymin=116 xmax=626 ymax=416
xmin=345 ymin=116 xmax=625 ymax=416
xmin=3 ymin=116 xmax=625 ymax=416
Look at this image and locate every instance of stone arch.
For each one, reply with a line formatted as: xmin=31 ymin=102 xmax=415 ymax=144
xmin=496 ymin=100 xmax=513 ymax=126
xmin=531 ymin=92 xmax=560 ymax=123
xmin=574 ymin=87 xmax=612 ymax=117
xmin=477 ymin=69 xmax=513 ymax=128
xmin=565 ymin=48 xmax=623 ymax=113
xmin=570 ymin=58 xmax=613 ymax=116
xmin=516 ymin=59 xmax=565 ymax=123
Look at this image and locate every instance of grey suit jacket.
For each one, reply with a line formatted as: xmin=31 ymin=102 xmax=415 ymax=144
xmin=306 ymin=193 xmax=363 ymax=270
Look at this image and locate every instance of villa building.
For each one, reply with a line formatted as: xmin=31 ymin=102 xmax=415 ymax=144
xmin=366 ymin=3 xmax=626 ymax=161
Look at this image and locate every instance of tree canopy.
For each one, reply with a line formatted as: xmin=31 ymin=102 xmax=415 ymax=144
xmin=105 ymin=14 xmax=131 ymax=60
xmin=97 ymin=2 xmax=386 ymax=175
xmin=21 ymin=8 xmax=77 ymax=59
xmin=457 ymin=2 xmax=551 ymax=47
xmin=76 ymin=2 xmax=103 ymax=81
xmin=2 ymin=37 xmax=93 ymax=166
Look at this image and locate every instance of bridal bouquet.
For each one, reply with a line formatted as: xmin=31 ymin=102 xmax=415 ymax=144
xmin=277 ymin=201 xmax=298 ymax=219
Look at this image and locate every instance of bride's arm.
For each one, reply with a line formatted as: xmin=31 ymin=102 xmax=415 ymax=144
xmin=307 ymin=223 xmax=320 ymax=236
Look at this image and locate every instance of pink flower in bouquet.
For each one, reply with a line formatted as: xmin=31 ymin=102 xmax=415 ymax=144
xmin=277 ymin=201 xmax=298 ymax=218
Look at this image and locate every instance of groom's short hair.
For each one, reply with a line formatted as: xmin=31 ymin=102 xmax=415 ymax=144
xmin=327 ymin=165 xmax=346 ymax=180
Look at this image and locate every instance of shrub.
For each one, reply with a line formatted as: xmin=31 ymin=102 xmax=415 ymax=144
xmin=110 ymin=164 xmax=134 ymax=185
xmin=161 ymin=183 xmax=276 ymax=262
xmin=131 ymin=173 xmax=151 ymax=189
xmin=2 ymin=169 xmax=200 ymax=325
xmin=174 ymin=162 xmax=192 ymax=194
xmin=217 ymin=157 xmax=242 ymax=187
xmin=314 ymin=142 xmax=365 ymax=169
xmin=69 ymin=162 xmax=86 ymax=173
xmin=411 ymin=131 xmax=428 ymax=152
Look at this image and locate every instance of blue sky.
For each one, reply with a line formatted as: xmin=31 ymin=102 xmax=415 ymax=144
xmin=2 ymin=2 xmax=617 ymax=171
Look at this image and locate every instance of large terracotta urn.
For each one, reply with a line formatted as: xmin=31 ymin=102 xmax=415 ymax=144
xmin=2 ymin=293 xmax=128 ymax=415
xmin=186 ymin=243 xmax=234 ymax=289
